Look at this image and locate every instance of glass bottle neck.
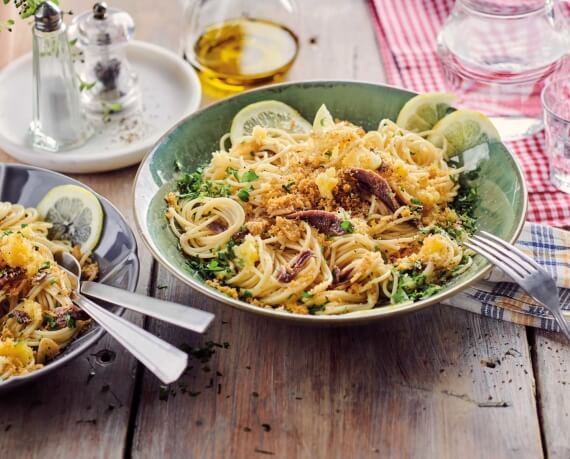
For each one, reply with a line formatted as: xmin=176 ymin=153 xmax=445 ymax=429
xmin=459 ymin=0 xmax=552 ymax=16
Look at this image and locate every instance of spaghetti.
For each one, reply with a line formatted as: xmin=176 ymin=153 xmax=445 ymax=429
xmin=0 ymin=203 xmax=98 ymax=380
xmin=167 ymin=107 xmax=477 ymax=315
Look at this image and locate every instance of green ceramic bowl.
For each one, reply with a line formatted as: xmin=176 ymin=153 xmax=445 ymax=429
xmin=133 ymin=81 xmax=527 ymax=325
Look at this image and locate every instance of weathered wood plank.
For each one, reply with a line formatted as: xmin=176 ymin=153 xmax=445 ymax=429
xmin=133 ymin=282 xmax=543 ymax=459
xmin=531 ymin=329 xmax=570 ymax=459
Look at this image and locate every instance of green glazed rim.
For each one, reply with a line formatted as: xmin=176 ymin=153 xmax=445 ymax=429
xmin=133 ymin=80 xmax=527 ymax=325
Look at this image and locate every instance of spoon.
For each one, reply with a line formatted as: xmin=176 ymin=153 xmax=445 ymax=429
xmin=56 ymin=252 xmax=214 ymax=334
xmin=54 ymin=252 xmax=188 ymax=384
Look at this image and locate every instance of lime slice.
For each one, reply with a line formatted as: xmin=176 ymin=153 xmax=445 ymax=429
xmin=36 ymin=185 xmax=104 ymax=253
xmin=428 ymin=109 xmax=501 ymax=157
xmin=313 ymin=104 xmax=335 ymax=131
xmin=230 ymin=100 xmax=311 ymax=145
xmin=396 ymin=92 xmax=456 ymax=132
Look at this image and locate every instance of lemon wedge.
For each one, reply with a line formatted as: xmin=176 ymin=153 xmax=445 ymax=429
xmin=428 ymin=109 xmax=501 ymax=157
xmin=396 ymin=92 xmax=456 ymax=132
xmin=37 ymin=184 xmax=104 ymax=253
xmin=230 ymin=100 xmax=311 ymax=145
xmin=313 ymin=104 xmax=335 ymax=131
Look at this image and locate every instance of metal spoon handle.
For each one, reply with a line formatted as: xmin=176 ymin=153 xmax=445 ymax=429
xmin=75 ymin=295 xmax=188 ymax=384
xmin=81 ymin=281 xmax=214 ymax=334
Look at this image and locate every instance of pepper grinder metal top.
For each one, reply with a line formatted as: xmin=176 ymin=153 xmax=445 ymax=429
xmin=69 ymin=2 xmax=139 ymax=115
xmin=30 ymin=1 xmax=93 ymax=152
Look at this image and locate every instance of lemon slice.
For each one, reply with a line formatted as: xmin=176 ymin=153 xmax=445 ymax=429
xmin=396 ymin=92 xmax=456 ymax=132
xmin=428 ymin=109 xmax=501 ymax=157
xmin=230 ymin=100 xmax=311 ymax=145
xmin=37 ymin=185 xmax=104 ymax=253
xmin=313 ymin=104 xmax=335 ymax=131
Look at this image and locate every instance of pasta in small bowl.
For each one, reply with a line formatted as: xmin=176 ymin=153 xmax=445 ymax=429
xmin=0 ymin=164 xmax=139 ymax=389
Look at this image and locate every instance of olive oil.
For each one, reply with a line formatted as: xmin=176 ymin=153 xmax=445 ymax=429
xmin=189 ymin=18 xmax=299 ymax=94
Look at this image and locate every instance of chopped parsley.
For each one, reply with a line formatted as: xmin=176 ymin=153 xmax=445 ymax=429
xmin=340 ymin=220 xmax=354 ymax=233
xmin=282 ymin=181 xmax=295 ymax=193
xmin=177 ymin=167 xmax=230 ymax=200
xmin=64 ymin=313 xmax=76 ymax=329
xmin=43 ymin=314 xmax=59 ymax=331
xmin=79 ymin=79 xmax=96 ymax=92
xmin=187 ymin=240 xmax=236 ymax=280
xmin=410 ymin=197 xmax=423 ymax=207
xmin=392 ymin=269 xmax=442 ymax=304
xmin=225 ymin=167 xmax=240 ymax=180
xmin=301 ymin=291 xmax=314 ymax=300
xmin=39 ymin=261 xmax=51 ymax=271
xmin=237 ymin=188 xmax=250 ymax=202
xmin=240 ymin=170 xmax=259 ymax=182
xmin=308 ymin=304 xmax=326 ymax=315
xmin=449 ymin=167 xmax=480 ymax=236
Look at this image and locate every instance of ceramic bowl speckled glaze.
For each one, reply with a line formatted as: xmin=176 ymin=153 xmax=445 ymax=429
xmin=133 ymin=81 xmax=527 ymax=325
xmin=0 ymin=164 xmax=139 ymax=390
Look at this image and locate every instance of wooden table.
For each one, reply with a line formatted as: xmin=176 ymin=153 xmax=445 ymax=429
xmin=1 ymin=1 xmax=569 ymax=458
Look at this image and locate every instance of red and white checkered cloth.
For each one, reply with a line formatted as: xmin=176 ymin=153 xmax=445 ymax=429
xmin=369 ymin=0 xmax=570 ymax=227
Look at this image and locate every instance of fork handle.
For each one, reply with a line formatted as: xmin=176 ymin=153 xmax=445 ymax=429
xmin=75 ymin=295 xmax=188 ymax=384
xmin=81 ymin=281 xmax=214 ymax=334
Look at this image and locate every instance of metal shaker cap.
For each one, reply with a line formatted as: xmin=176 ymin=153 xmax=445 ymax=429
xmin=93 ymin=2 xmax=108 ymax=20
xmin=70 ymin=2 xmax=135 ymax=47
xmin=34 ymin=1 xmax=63 ymax=32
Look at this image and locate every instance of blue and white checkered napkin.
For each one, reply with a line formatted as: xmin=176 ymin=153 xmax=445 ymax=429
xmin=443 ymin=223 xmax=570 ymax=331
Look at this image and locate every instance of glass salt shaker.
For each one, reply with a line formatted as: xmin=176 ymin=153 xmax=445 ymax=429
xmin=437 ymin=0 xmax=570 ymax=141
xmin=70 ymin=2 xmax=139 ymax=115
xmin=30 ymin=1 xmax=93 ymax=152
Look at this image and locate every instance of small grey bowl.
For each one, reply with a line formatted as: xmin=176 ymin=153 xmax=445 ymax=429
xmin=0 ymin=163 xmax=139 ymax=392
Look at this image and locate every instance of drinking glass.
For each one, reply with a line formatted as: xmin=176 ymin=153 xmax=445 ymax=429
xmin=181 ymin=0 xmax=300 ymax=96
xmin=542 ymin=77 xmax=570 ymax=193
xmin=437 ymin=0 xmax=570 ymax=140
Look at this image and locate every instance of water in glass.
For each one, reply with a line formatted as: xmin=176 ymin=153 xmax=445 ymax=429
xmin=437 ymin=0 xmax=570 ymax=140
xmin=542 ymin=77 xmax=570 ymax=193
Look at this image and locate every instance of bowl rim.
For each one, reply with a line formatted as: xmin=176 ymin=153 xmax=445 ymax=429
xmin=132 ymin=79 xmax=528 ymax=325
xmin=0 ymin=162 xmax=140 ymax=389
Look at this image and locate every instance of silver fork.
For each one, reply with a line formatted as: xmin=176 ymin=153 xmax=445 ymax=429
xmin=464 ymin=230 xmax=570 ymax=341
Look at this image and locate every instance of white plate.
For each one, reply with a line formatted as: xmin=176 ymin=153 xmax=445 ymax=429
xmin=0 ymin=40 xmax=201 ymax=173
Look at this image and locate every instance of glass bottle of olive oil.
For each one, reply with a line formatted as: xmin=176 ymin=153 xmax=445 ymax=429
xmin=191 ymin=18 xmax=299 ymax=93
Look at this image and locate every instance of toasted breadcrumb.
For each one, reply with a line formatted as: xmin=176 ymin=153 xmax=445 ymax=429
xmin=206 ymin=279 xmax=239 ymax=299
xmin=269 ymin=217 xmax=304 ymax=244
xmin=284 ymin=303 xmax=309 ymax=314
xmin=245 ymin=219 xmax=268 ymax=236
